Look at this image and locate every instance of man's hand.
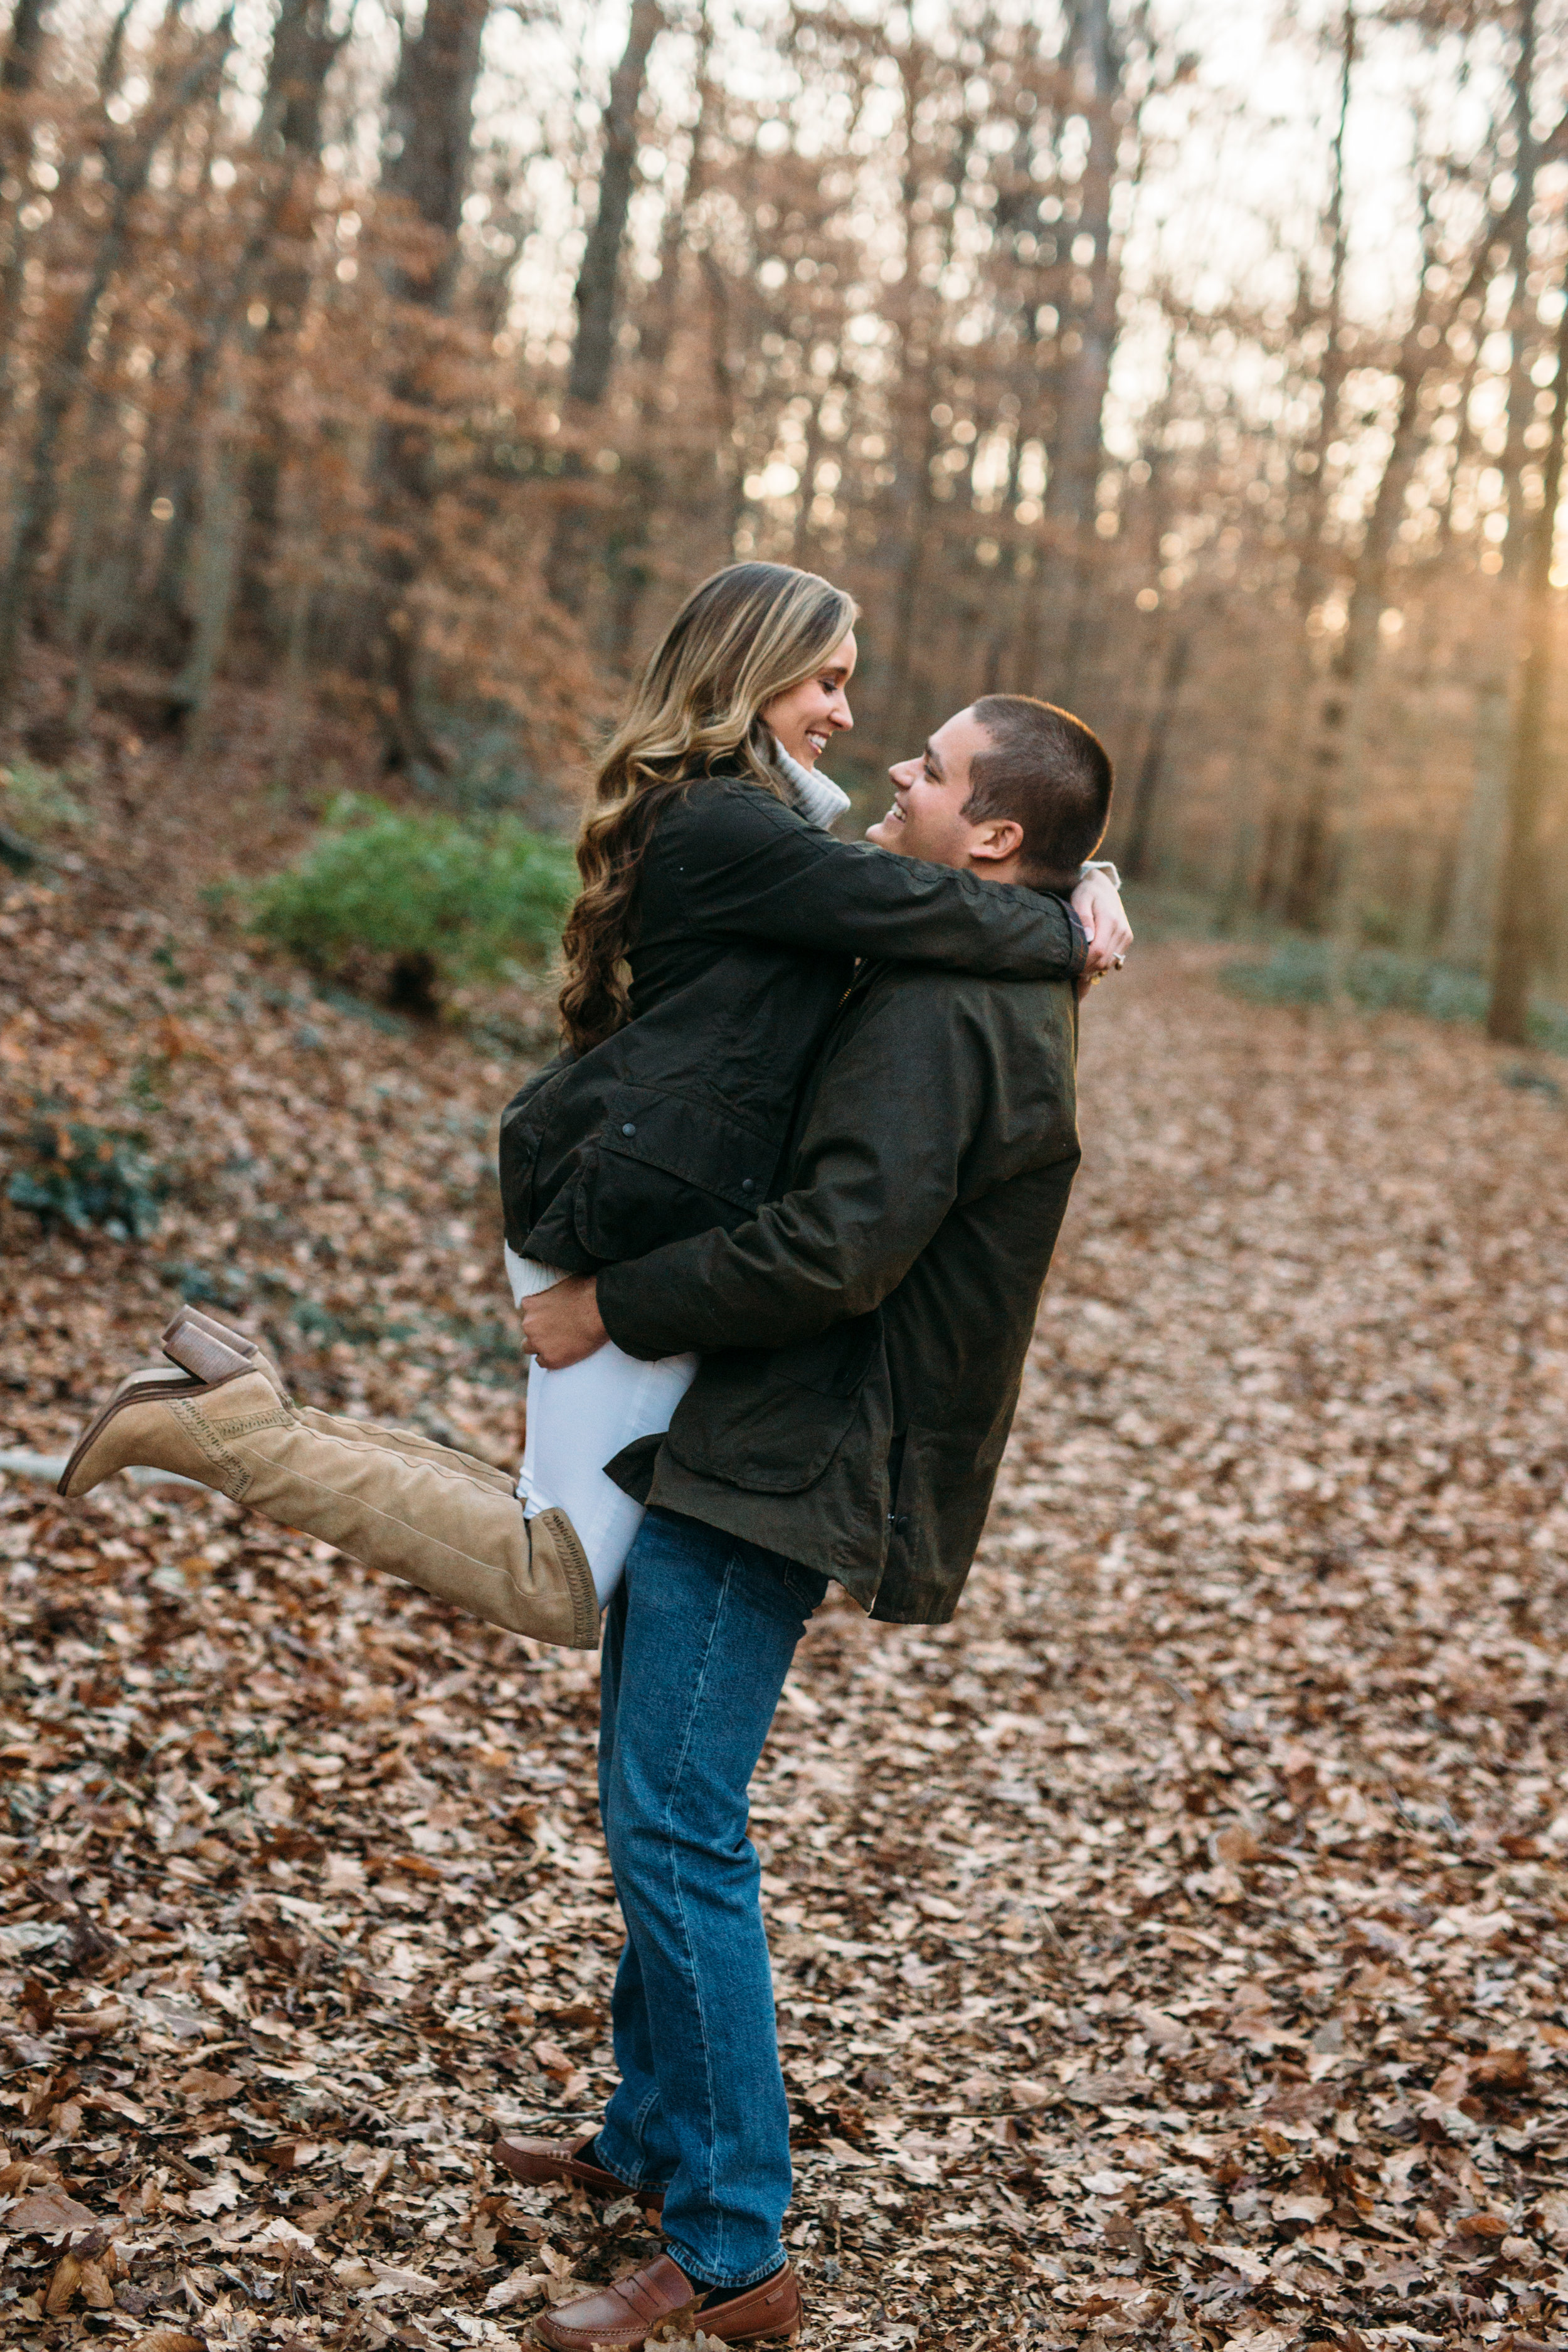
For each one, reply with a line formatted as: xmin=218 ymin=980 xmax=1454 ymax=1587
xmin=1071 ymin=869 xmax=1133 ymax=977
xmin=521 ymin=1275 xmax=608 ymax=1369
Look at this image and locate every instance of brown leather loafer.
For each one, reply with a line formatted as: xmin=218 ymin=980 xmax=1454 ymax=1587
xmin=492 ymin=2132 xmax=664 ymax=2211
xmin=533 ymin=2253 xmax=800 ymax=2349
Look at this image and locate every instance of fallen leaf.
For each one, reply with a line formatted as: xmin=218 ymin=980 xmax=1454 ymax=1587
xmin=1452 ymin=2210 xmax=1509 ymax=2238
xmin=366 ymin=2258 xmax=443 ymax=2299
xmin=0 ymin=2160 xmax=63 ymax=2195
xmin=55 ymin=2005 xmax=128 ymax=2038
xmin=176 ymin=2069 xmax=245 ymax=2103
xmin=483 ymin=2267 xmax=549 ymax=2311
xmin=77 ymin=2257 xmax=114 ymax=2310
xmin=1537 ymin=2189 xmax=1568 ymax=2245
xmin=1362 ymin=2252 xmax=1431 ymax=2294
xmin=4 ymin=2185 xmax=101 ymax=2234
xmin=1272 ymin=2191 xmax=1332 ymax=2223
xmin=186 ymin=2173 xmax=241 ymax=2217
xmin=252 ymin=2217 xmax=319 ymax=2252
xmin=1134 ymin=2005 xmax=1192 ymax=2054
xmin=45 ymin=2252 xmax=82 ymax=2315
xmin=645 ymin=2294 xmax=703 ymax=2341
xmin=1207 ymin=2242 xmax=1272 ymax=2284
xmin=1212 ymin=1822 xmax=1265 ymax=1865
xmin=1471 ymin=2047 xmax=1530 ymax=2090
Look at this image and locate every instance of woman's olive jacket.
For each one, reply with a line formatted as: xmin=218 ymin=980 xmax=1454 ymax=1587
xmin=499 ymin=777 xmax=1085 ymax=1272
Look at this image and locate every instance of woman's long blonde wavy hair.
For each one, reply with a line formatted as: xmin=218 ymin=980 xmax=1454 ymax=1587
xmin=558 ymin=562 xmax=857 ymax=1055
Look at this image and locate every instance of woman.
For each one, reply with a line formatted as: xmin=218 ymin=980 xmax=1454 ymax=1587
xmin=56 ymin=563 xmax=1128 ymax=1643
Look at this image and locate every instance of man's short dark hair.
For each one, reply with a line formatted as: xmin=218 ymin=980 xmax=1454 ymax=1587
xmin=963 ymin=695 xmax=1113 ymax=883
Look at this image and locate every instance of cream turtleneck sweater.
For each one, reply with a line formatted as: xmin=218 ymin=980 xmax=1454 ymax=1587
xmin=770 ymin=736 xmax=852 ymax=830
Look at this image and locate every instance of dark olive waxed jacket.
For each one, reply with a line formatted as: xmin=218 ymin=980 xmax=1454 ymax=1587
xmin=596 ymin=945 xmax=1081 ymax=1624
xmin=499 ymin=777 xmax=1084 ymax=1273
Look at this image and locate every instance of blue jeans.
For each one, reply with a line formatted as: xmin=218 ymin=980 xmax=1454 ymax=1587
xmin=594 ymin=1507 xmax=829 ymax=2291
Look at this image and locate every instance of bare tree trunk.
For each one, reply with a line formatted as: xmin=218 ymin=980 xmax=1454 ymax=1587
xmin=240 ymin=0 xmax=346 ymax=642
xmin=696 ymin=244 xmax=744 ymax=552
xmin=1033 ymin=0 xmax=1120 ymax=700
xmin=383 ymin=0 xmax=489 ymax=294
xmin=149 ymin=85 xmax=261 ymax=662
xmin=1486 ymin=275 xmax=1568 ymax=1045
xmin=1444 ymin=686 xmax=1510 ymax=966
xmin=1254 ymin=0 xmax=1355 ymax=915
xmin=545 ymin=0 xmax=664 ymax=618
xmin=61 ymin=344 xmax=124 ymax=649
xmin=881 ymin=50 xmax=971 ymax=731
xmin=1291 ymin=147 xmax=1471 ymax=941
xmin=169 ymin=379 xmax=248 ymax=758
xmin=159 ymin=0 xmax=346 ymax=696
xmin=0 ymin=18 xmax=235 ymax=717
xmin=882 ymin=390 xmax=941 ymax=724
xmin=0 ymin=0 xmax=47 ymax=412
xmin=1121 ymin=629 xmax=1189 ymax=881
xmin=60 ymin=309 xmax=137 ymax=738
xmin=1446 ymin=0 xmax=1538 ymax=970
xmin=269 ymin=548 xmax=317 ymax=792
xmin=369 ymin=0 xmax=490 ymax=771
xmin=1295 ymin=296 xmax=1435 ymax=937
xmin=605 ymin=8 xmax=714 ymax=670
xmin=1293 ymin=1 xmax=1355 ymax=627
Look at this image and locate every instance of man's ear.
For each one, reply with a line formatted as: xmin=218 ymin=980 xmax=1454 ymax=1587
xmin=969 ymin=817 xmax=1024 ymax=865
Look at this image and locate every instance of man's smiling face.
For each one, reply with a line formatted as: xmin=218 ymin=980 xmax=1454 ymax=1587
xmin=867 ymin=707 xmax=999 ymax=869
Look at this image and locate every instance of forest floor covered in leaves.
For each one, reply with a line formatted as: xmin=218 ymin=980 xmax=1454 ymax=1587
xmin=3 ymin=872 xmax=1568 ymax=2352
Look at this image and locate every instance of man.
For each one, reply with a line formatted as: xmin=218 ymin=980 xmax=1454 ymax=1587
xmin=506 ymin=696 xmax=1114 ymax=2349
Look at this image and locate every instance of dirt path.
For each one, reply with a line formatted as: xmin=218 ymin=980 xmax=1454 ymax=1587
xmin=3 ymin=924 xmax=1567 ymax=2349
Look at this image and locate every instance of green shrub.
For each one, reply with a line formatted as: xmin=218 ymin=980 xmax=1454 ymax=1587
xmin=1 ymin=758 xmax=88 ymax=835
xmin=252 ymin=797 xmax=578 ymax=1011
xmin=1221 ymin=939 xmax=1568 ymax=1054
xmin=6 ymin=1114 xmax=166 ymax=1239
xmin=157 ymin=1259 xmax=253 ymax=1310
xmin=0 ymin=758 xmax=89 ymax=873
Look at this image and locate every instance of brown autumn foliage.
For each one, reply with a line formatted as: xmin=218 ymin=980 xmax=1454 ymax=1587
xmin=3 ymin=868 xmax=1568 ymax=2348
xmin=0 ymin=0 xmax=1566 ymax=1019
xmin=3 ymin=2 xmax=1568 ymax=2343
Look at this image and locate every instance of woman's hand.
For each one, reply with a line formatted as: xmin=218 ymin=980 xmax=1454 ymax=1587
xmin=522 ymin=1275 xmax=609 ymax=1369
xmin=1071 ymin=869 xmax=1133 ymax=978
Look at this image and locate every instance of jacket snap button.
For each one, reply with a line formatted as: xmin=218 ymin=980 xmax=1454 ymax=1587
xmin=741 ymin=1177 xmax=755 ymax=1192
xmin=621 ymin=1122 xmax=636 ymax=1136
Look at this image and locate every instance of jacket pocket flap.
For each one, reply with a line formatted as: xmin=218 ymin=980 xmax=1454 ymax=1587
xmin=598 ymin=1086 xmax=780 ymax=1211
xmin=659 ymin=1359 xmax=852 ymax=1493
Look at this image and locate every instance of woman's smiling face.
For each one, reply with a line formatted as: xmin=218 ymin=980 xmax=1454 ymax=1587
xmin=760 ymin=631 xmax=857 ymax=768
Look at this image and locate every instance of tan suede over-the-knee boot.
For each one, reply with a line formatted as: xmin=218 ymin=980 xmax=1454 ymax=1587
xmin=58 ymin=1355 xmax=597 ymax=1649
xmin=161 ymin=1305 xmax=519 ymax=1495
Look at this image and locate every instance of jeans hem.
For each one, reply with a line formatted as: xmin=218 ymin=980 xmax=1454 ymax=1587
xmin=666 ymin=2240 xmax=788 ymax=2295
xmin=586 ymin=2126 xmax=669 ymax=2198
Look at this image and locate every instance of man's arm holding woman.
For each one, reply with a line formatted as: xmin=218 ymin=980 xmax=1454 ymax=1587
xmin=522 ymin=973 xmax=1076 ymax=1370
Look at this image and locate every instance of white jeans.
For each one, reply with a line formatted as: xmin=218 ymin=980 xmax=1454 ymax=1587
xmin=506 ymin=1247 xmax=696 ymax=1609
